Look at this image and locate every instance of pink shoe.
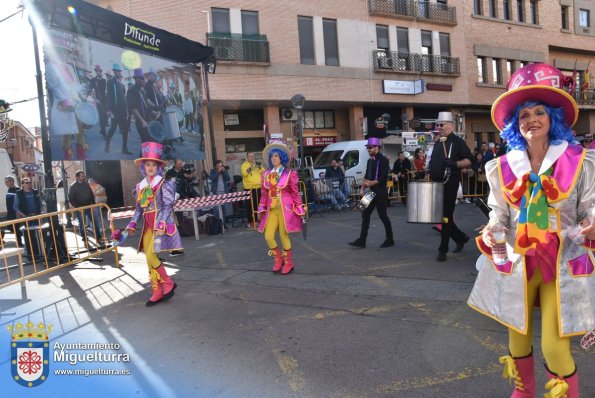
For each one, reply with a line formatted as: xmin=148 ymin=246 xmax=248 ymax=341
xmin=500 ymin=353 xmax=535 ymax=397
xmin=156 ymin=264 xmax=176 ymax=300
xmin=545 ymin=365 xmax=578 ymax=398
xmin=146 ymin=268 xmax=164 ymax=306
xmin=269 ymin=247 xmax=284 ymax=272
xmin=281 ymin=249 xmax=294 ymax=275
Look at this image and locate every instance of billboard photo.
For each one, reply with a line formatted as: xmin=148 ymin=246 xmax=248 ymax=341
xmin=44 ymin=29 xmax=205 ymax=161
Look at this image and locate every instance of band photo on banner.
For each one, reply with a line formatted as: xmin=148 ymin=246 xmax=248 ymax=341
xmin=43 ymin=29 xmax=206 ymax=162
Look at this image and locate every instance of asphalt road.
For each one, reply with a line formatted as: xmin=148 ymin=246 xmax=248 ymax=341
xmin=0 ymin=203 xmax=593 ymax=397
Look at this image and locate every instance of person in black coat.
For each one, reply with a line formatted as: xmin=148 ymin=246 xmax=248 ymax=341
xmin=349 ymin=137 xmax=394 ymax=249
xmin=391 ymin=151 xmax=412 ymax=205
xmin=428 ymin=112 xmax=474 ymax=262
xmin=4 ymin=176 xmax=22 ymax=244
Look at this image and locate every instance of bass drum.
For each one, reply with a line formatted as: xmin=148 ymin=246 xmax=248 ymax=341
xmin=74 ymin=102 xmax=99 ymax=128
xmin=166 ymin=105 xmax=184 ymax=123
xmin=148 ymin=120 xmax=165 ymax=141
xmin=163 ymin=111 xmax=181 ymax=140
xmin=407 ymin=181 xmax=444 ymax=223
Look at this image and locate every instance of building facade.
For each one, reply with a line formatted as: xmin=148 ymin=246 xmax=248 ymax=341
xmin=0 ymin=122 xmax=44 ymax=190
xmin=89 ymin=0 xmax=594 ymax=178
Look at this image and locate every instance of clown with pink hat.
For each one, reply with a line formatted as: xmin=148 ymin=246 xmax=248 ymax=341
xmin=119 ymin=142 xmax=182 ymax=306
xmin=468 ymin=63 xmax=595 ymax=398
xmin=348 ymin=136 xmax=394 ymax=249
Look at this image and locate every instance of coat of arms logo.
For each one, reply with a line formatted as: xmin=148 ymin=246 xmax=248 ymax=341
xmin=7 ymin=321 xmax=53 ymax=387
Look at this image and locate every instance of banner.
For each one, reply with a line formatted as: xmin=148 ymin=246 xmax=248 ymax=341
xmin=30 ymin=0 xmax=212 ymax=161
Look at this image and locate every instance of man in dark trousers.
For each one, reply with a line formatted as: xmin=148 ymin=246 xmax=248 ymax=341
xmin=392 ymin=151 xmax=412 ymax=205
xmin=4 ymin=176 xmax=22 ymax=245
xmin=89 ymin=65 xmax=108 ymax=138
xmin=105 ymin=63 xmax=131 ymax=154
xmin=13 ymin=177 xmax=43 ymax=258
xmin=68 ymin=170 xmax=103 ymax=243
xmin=429 ymin=111 xmax=473 ymax=262
xmin=349 ymin=137 xmax=394 ymax=249
xmin=128 ymin=68 xmax=153 ymax=144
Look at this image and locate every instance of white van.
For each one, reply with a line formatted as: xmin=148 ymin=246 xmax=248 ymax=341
xmin=312 ymin=138 xmax=407 ymax=185
xmin=0 ymin=148 xmax=16 ymax=217
xmin=312 ymin=140 xmax=369 ymax=185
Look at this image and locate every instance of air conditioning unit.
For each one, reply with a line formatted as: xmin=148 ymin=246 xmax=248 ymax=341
xmin=281 ymin=108 xmax=298 ymax=121
xmin=583 ymin=28 xmax=590 ymax=33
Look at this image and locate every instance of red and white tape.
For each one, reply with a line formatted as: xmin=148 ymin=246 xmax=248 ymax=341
xmin=110 ymin=191 xmax=252 ymax=221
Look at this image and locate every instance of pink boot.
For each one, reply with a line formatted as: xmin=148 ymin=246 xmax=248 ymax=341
xmin=500 ymin=353 xmax=535 ymax=397
xmin=76 ymin=143 xmax=87 ymax=160
xmin=281 ymin=249 xmax=294 ymax=275
xmin=146 ymin=268 xmax=164 ymax=307
xmin=269 ymin=247 xmax=284 ymax=272
xmin=156 ymin=264 xmax=176 ymax=300
xmin=545 ymin=366 xmax=579 ymax=398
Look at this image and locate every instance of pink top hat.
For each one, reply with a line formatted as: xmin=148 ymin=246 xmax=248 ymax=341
xmin=365 ymin=137 xmax=382 ymax=147
xmin=491 ymin=63 xmax=578 ymax=130
xmin=134 ymin=142 xmax=166 ymax=166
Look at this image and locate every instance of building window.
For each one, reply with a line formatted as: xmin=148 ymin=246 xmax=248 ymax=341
xmin=506 ymin=60 xmax=515 ymax=81
xmin=503 ymin=0 xmax=511 ymax=20
xmin=520 ymin=60 xmax=528 ymax=68
xmin=241 ymin=10 xmax=259 ymax=36
xmin=298 ymin=16 xmax=315 ymax=65
xmin=579 ymin=9 xmax=590 ymax=28
xmin=488 ymin=132 xmax=497 ymax=145
xmin=323 ymin=18 xmax=339 ymax=66
xmin=492 ymin=58 xmax=502 ymax=85
xmin=376 ymin=25 xmax=389 ymax=50
xmin=517 ymin=0 xmax=524 ymax=23
xmin=211 ymin=8 xmax=230 ymax=34
xmin=474 ymin=0 xmax=483 ymax=15
xmin=304 ymin=110 xmax=335 ymax=129
xmin=489 ymin=0 xmax=497 ymax=18
xmin=529 ymin=0 xmax=537 ymax=24
xmin=477 ymin=57 xmax=487 ymax=83
xmin=421 ymin=30 xmax=433 ymax=72
xmin=439 ymin=33 xmax=450 ymax=56
xmin=396 ymin=27 xmax=409 ymax=54
xmin=474 ymin=132 xmax=483 ymax=150
xmin=561 ymin=6 xmax=569 ymax=30
xmin=436 ymin=0 xmax=448 ymax=8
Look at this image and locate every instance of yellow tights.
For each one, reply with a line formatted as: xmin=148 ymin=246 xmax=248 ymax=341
xmin=508 ymin=268 xmax=575 ymax=376
xmin=264 ymin=206 xmax=291 ymax=251
xmin=142 ymin=227 xmax=162 ymax=270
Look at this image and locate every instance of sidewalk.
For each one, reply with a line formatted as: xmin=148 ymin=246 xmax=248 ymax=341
xmin=1 ymin=203 xmax=593 ymax=397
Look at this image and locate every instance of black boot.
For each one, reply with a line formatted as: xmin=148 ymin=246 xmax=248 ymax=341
xmin=349 ymin=238 xmax=366 ymax=248
xmin=380 ymin=239 xmax=394 ymax=248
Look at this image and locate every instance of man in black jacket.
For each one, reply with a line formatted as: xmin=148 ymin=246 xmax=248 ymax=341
xmin=392 ymin=151 xmax=413 ymax=205
xmin=349 ymin=137 xmax=394 ymax=249
xmin=429 ymin=112 xmax=473 ymax=262
xmin=68 ymin=170 xmax=103 ymax=242
xmin=4 ymin=176 xmax=22 ymax=245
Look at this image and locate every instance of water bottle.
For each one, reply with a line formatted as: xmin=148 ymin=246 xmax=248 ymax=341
xmin=491 ymin=223 xmax=508 ymax=265
xmin=154 ymin=235 xmax=162 ymax=253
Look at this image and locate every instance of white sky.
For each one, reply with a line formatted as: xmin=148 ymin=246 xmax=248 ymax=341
xmin=0 ymin=1 xmax=40 ymax=130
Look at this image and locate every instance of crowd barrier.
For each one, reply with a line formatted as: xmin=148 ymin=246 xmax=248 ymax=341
xmin=0 ymin=203 xmax=116 ymax=289
xmin=303 ymin=176 xmax=356 ymax=215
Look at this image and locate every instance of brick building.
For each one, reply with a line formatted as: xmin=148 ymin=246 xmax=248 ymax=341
xmin=0 ymin=121 xmax=44 ymax=190
xmin=88 ymin=0 xmax=594 ymax=200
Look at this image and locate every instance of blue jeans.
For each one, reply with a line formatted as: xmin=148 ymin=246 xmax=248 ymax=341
xmin=75 ymin=208 xmax=103 ymax=240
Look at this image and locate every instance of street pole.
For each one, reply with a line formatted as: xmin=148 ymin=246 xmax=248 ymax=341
xmin=30 ymin=16 xmax=56 ymax=212
xmin=61 ymin=161 xmax=73 ymax=227
xmin=202 ymin=61 xmax=217 ymax=166
xmin=297 ymin=111 xmax=304 ymax=173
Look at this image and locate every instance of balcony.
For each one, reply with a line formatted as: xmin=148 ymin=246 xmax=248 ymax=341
xmin=573 ymin=89 xmax=595 ymax=106
xmin=368 ymin=0 xmax=457 ymax=26
xmin=206 ymin=33 xmax=270 ymax=63
xmin=373 ymin=49 xmax=460 ymax=75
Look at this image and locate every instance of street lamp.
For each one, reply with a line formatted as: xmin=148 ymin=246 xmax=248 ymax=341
xmin=381 ymin=113 xmax=390 ymax=137
xmin=291 ymin=94 xmax=305 ymax=173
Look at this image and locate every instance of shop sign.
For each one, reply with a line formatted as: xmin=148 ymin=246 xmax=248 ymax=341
xmin=304 ymin=136 xmax=336 ymax=146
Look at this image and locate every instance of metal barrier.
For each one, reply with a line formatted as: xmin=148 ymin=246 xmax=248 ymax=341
xmin=304 ymin=176 xmax=356 ymax=215
xmin=0 ymin=203 xmax=117 ymax=289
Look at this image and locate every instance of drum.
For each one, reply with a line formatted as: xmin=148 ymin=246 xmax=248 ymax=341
xmin=74 ymin=102 xmax=99 ymax=127
xmin=148 ymin=120 xmax=165 ymax=141
xmin=163 ymin=111 xmax=181 ymax=140
xmin=407 ymin=181 xmax=444 ymax=223
xmin=166 ymin=105 xmax=184 ymax=123
xmin=355 ymin=190 xmax=376 ymax=211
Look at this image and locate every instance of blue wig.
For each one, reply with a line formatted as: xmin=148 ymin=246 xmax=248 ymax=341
xmin=268 ymin=148 xmax=289 ymax=168
xmin=139 ymin=161 xmax=164 ymax=177
xmin=500 ymin=101 xmax=577 ymax=151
